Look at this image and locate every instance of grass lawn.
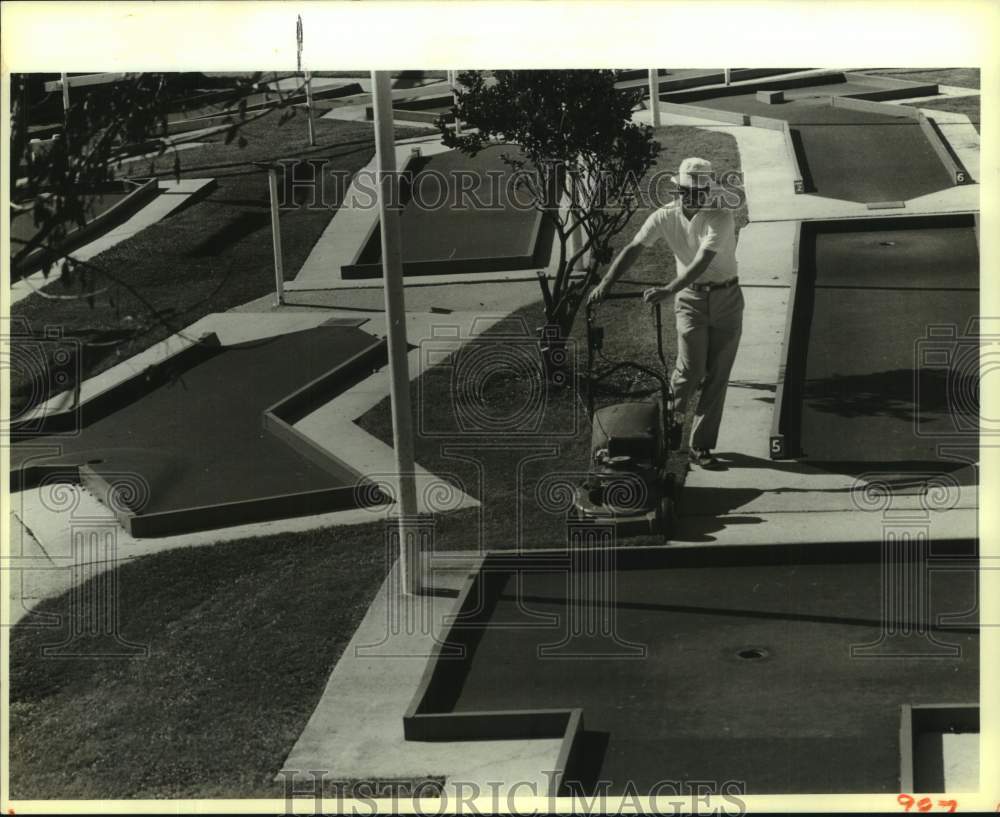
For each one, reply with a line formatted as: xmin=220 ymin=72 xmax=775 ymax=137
xmin=10 ymin=111 xmax=426 ymax=418
xmin=9 ymin=526 xmax=393 ymax=798
xmin=859 ymin=67 xmax=980 ymax=89
xmin=8 ymin=124 xmax=745 ymax=798
xmin=904 ymin=95 xmax=980 ymax=133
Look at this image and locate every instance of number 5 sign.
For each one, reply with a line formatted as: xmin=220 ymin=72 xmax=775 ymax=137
xmin=769 ymin=435 xmax=786 ymax=459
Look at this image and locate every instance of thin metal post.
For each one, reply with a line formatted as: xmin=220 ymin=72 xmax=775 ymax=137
xmin=648 ymin=69 xmax=661 ymax=127
xmin=267 ymin=167 xmax=284 ymax=306
xmin=61 ymin=72 xmax=70 ymax=115
xmin=450 ymin=70 xmax=462 ymax=136
xmin=304 ymin=70 xmax=316 ymax=146
xmin=371 ymin=70 xmax=421 ymax=595
xmin=724 ymin=68 xmax=732 ymax=86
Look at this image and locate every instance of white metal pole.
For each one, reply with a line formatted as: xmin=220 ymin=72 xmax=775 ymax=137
xmin=267 ymin=167 xmax=285 ymax=306
xmin=60 ymin=72 xmax=70 ymax=115
xmin=647 ymin=69 xmax=661 ymax=128
xmin=304 ymin=70 xmax=316 ymax=146
xmin=450 ymin=70 xmax=462 ymax=136
xmin=724 ymin=68 xmax=732 ymax=86
xmin=371 ymin=70 xmax=421 ymax=595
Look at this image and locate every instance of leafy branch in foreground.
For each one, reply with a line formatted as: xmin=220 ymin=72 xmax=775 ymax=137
xmin=9 ymin=71 xmax=308 ymax=282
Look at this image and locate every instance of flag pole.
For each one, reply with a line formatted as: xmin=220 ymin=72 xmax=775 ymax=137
xmin=371 ymin=70 xmax=421 ymax=595
xmin=297 ymin=16 xmax=315 ymax=146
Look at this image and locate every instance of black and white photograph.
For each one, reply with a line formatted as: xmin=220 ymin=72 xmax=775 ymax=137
xmin=2 ymin=1 xmax=997 ymax=814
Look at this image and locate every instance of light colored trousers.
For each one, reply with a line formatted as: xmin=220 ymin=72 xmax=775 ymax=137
xmin=671 ymin=284 xmax=745 ymax=451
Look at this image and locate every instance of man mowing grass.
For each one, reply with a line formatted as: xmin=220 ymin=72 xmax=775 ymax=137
xmin=589 ymin=157 xmax=743 ymax=469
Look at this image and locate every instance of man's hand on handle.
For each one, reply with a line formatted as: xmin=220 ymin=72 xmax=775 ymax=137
xmin=588 ymin=240 xmax=645 ymax=306
xmin=643 ymin=284 xmax=674 ymax=304
xmin=588 ymin=280 xmax=610 ymax=305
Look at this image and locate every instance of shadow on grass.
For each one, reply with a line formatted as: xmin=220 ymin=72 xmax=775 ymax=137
xmin=9 ymin=523 xmax=391 ymax=798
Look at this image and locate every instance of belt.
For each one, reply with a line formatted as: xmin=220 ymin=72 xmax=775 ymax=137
xmin=687 ymin=277 xmax=739 ymax=293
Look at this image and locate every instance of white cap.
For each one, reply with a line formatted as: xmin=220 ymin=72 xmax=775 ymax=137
xmin=671 ymin=157 xmax=714 ymax=190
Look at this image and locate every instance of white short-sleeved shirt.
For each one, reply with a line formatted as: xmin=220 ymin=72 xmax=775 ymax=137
xmin=634 ymin=202 xmax=738 ymax=284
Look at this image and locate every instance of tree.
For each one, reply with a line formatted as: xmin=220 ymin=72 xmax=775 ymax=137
xmin=9 ymin=72 xmax=287 ymax=284
xmin=440 ymin=70 xmax=659 ymax=344
xmin=8 ymin=72 xmax=305 ymax=416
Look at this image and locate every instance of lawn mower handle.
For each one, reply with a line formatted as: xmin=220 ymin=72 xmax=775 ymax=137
xmin=584 ymin=294 xmax=670 ymax=423
xmin=586 ymin=292 xmax=667 ymax=373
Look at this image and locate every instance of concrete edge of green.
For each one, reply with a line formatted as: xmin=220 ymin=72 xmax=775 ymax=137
xmin=13 ymin=177 xmax=160 ymax=279
xmin=899 ymin=703 xmax=979 ymax=792
xmin=661 ymin=71 xmax=938 ymax=105
xmin=402 ymin=555 xmax=584 ymax=798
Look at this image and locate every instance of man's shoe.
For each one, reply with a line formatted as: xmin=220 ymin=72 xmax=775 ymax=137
xmin=689 ymin=448 xmax=723 ymax=469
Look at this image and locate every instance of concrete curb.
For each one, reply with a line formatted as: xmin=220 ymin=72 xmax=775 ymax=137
xmin=11 ymin=178 xmax=218 ymax=306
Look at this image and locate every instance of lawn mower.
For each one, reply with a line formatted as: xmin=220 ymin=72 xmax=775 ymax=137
xmin=570 ymin=292 xmax=680 ymax=536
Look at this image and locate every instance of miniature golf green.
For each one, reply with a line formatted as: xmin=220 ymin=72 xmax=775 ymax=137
xmin=696 ymin=99 xmax=952 ymax=202
xmin=781 ymin=215 xmax=979 ymax=467
xmin=11 ymin=323 xmax=386 ymax=532
xmin=660 ymin=71 xmax=955 ymax=202
xmin=342 ymin=146 xmax=551 ymax=278
xmin=411 ymin=542 xmax=978 ymax=794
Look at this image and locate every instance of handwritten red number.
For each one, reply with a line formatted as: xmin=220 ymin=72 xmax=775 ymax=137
xmin=917 ymin=798 xmax=934 ymax=813
xmin=899 ymin=794 xmax=915 ymax=812
xmin=938 ymin=801 xmax=957 ymax=813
